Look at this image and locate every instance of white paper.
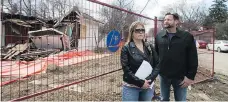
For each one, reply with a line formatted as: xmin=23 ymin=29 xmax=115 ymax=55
xmin=135 ymin=60 xmax=154 ymax=89
xmin=135 ymin=60 xmax=153 ymax=80
xmin=188 ymin=85 xmax=192 ymax=90
xmin=149 ymin=82 xmax=155 ymax=89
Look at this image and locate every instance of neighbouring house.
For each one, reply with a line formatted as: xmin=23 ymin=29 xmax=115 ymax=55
xmin=53 ymin=6 xmax=103 ymax=51
xmin=1 ymin=12 xmax=46 ymax=47
xmin=28 ymin=28 xmax=70 ymax=51
xmin=145 ymin=23 xmax=163 ymax=43
xmin=190 ymin=28 xmax=214 ymax=43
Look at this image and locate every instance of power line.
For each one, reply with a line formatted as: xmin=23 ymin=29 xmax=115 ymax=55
xmin=154 ymin=0 xmax=159 ymax=6
xmin=140 ymin=0 xmax=151 ymax=14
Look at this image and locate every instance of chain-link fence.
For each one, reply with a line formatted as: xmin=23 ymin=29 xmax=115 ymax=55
xmin=0 ymin=0 xmax=156 ymax=101
xmin=1 ymin=0 xmax=216 ymax=101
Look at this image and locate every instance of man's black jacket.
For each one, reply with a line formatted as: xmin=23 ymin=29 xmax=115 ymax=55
xmin=121 ymin=41 xmax=160 ymax=88
xmin=155 ymin=29 xmax=198 ymax=80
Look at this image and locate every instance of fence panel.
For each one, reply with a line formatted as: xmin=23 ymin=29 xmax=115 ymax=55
xmin=1 ymin=0 xmax=155 ymax=101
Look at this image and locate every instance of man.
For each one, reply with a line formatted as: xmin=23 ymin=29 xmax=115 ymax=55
xmin=155 ymin=13 xmax=198 ymax=101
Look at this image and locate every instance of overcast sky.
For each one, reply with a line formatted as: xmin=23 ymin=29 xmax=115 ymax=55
xmin=2 ymin=0 xmax=227 ymax=31
xmin=96 ymin=0 xmax=228 ymax=30
xmin=98 ymin=0 xmax=219 ymax=18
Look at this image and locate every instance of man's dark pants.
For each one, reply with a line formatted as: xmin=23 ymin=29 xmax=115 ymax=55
xmin=159 ymin=75 xmax=187 ymax=101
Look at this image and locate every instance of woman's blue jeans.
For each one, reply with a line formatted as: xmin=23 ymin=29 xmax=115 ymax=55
xmin=122 ymin=85 xmax=154 ymax=101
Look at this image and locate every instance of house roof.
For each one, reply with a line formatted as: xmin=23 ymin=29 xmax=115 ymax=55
xmin=2 ymin=12 xmax=48 ymax=27
xmin=1 ymin=12 xmax=37 ymax=20
xmin=28 ymin=28 xmax=65 ymax=36
xmin=81 ymin=12 xmax=102 ymax=23
xmin=190 ymin=30 xmax=214 ymax=36
xmin=3 ymin=19 xmax=32 ymax=27
xmin=53 ymin=6 xmax=102 ymax=27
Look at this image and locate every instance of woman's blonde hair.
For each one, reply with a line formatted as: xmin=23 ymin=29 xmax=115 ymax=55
xmin=126 ymin=21 xmax=145 ymax=44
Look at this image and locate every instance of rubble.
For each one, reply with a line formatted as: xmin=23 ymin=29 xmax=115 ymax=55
xmin=1 ymin=28 xmax=71 ymax=61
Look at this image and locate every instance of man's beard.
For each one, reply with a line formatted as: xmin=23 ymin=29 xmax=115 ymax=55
xmin=164 ymin=24 xmax=174 ymax=28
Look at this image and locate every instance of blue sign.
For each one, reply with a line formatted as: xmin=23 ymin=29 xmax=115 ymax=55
xmin=106 ymin=30 xmax=121 ymax=52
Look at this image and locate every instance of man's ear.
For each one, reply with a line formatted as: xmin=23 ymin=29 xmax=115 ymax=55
xmin=175 ymin=20 xmax=179 ymax=25
xmin=175 ymin=20 xmax=180 ymax=26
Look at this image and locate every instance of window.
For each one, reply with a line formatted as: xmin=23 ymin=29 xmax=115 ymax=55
xmin=80 ymin=25 xmax=86 ymax=39
xmin=216 ymin=41 xmax=221 ymax=44
xmin=222 ymin=41 xmax=228 ymax=44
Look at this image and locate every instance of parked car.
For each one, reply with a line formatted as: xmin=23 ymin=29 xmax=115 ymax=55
xmin=207 ymin=40 xmax=228 ymax=52
xmin=196 ymin=40 xmax=208 ymax=49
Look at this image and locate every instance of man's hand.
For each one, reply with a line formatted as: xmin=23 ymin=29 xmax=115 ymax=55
xmin=180 ymin=77 xmax=194 ymax=88
xmin=142 ymin=80 xmax=151 ymax=89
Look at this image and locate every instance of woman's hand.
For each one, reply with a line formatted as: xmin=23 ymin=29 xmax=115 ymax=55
xmin=142 ymin=80 xmax=151 ymax=89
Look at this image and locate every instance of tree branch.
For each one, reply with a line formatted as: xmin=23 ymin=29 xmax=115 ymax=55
xmin=22 ymin=0 xmax=28 ymax=10
xmin=123 ymin=0 xmax=134 ymax=8
xmin=8 ymin=0 xmax=13 ymax=7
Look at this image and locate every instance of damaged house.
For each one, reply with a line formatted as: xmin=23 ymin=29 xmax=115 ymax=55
xmin=2 ymin=28 xmax=67 ymax=61
xmin=1 ymin=6 xmax=104 ymax=60
xmin=1 ymin=12 xmax=47 ymax=47
xmin=53 ymin=6 xmax=103 ymax=51
xmin=0 ymin=13 xmax=59 ymax=60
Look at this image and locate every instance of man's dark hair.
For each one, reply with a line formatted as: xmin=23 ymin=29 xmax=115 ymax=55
xmin=165 ymin=13 xmax=179 ymax=20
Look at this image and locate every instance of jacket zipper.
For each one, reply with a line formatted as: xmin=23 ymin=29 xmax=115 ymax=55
xmin=167 ymin=37 xmax=170 ymax=50
xmin=168 ymin=36 xmax=173 ymax=50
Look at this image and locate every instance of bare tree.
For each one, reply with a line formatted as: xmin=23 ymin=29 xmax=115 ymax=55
xmin=98 ymin=0 xmax=137 ymax=43
xmin=21 ymin=0 xmax=33 ymax=16
xmin=215 ymin=22 xmax=228 ymax=40
xmin=159 ymin=0 xmax=208 ymax=31
xmin=2 ymin=0 xmax=73 ymax=19
xmin=3 ymin=0 xmax=35 ymax=16
xmin=41 ymin=0 xmax=77 ymax=19
xmin=2 ymin=0 xmax=20 ymax=14
xmin=36 ymin=1 xmax=50 ymax=19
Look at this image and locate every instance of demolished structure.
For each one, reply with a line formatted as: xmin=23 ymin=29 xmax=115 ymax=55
xmin=0 ymin=7 xmax=109 ymax=87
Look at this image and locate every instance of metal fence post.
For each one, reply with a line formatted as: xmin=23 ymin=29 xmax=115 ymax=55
xmin=154 ymin=16 xmax=157 ymax=40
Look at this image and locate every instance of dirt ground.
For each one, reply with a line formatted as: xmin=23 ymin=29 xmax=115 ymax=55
xmin=154 ymin=74 xmax=228 ymax=101
xmin=1 ymin=54 xmax=228 ymax=101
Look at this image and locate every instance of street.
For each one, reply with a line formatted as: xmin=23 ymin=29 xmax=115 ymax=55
xmin=198 ymin=49 xmax=228 ymax=76
xmin=214 ymin=52 xmax=228 ymax=76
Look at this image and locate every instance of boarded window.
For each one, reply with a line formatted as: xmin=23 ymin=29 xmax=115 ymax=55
xmin=80 ymin=25 xmax=86 ymax=39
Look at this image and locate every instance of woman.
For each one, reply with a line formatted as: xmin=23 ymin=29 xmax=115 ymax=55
xmin=121 ymin=21 xmax=160 ymax=101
